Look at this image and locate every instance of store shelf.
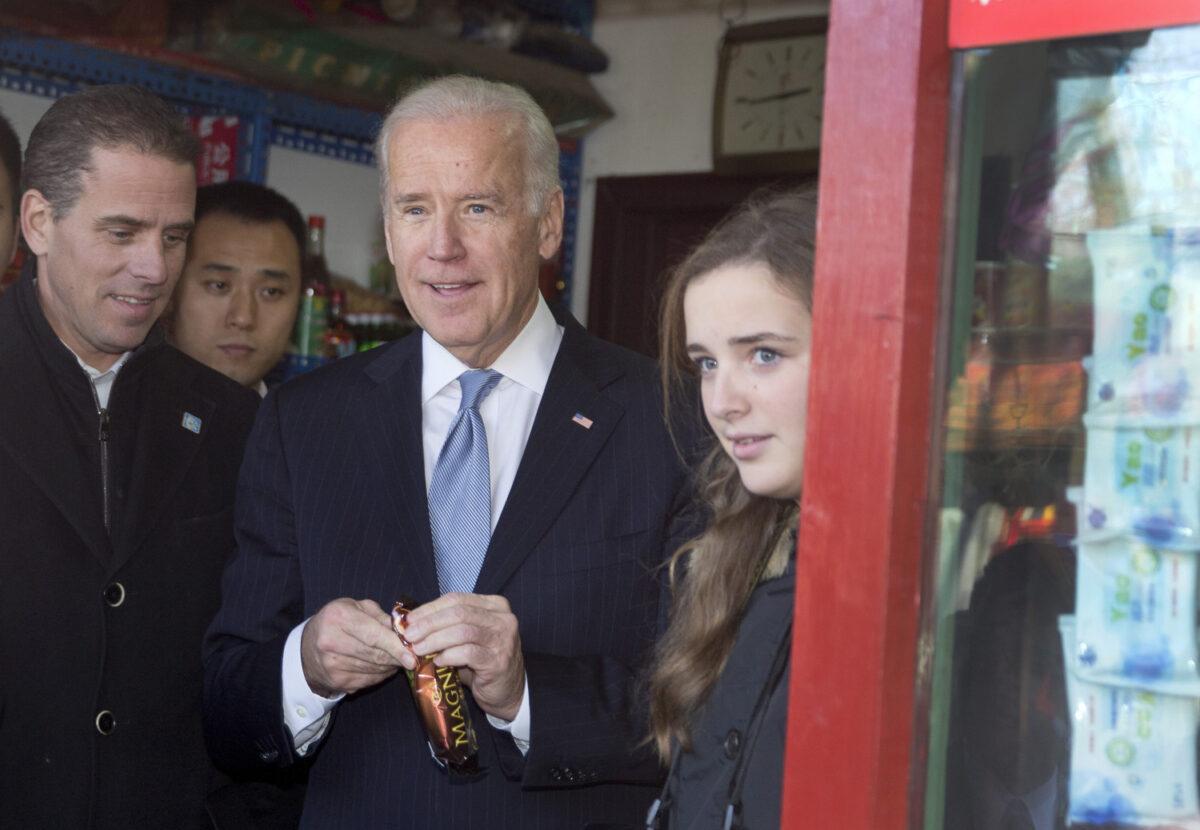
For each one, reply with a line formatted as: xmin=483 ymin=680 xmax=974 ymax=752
xmin=0 ymin=28 xmax=585 ymax=294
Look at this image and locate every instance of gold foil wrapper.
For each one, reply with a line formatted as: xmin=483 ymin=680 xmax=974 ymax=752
xmin=391 ymin=601 xmax=479 ymax=774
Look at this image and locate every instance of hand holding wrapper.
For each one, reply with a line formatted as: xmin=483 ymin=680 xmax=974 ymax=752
xmin=391 ymin=601 xmax=480 ymax=775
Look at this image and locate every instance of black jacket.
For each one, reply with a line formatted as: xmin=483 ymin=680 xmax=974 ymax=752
xmin=662 ymin=561 xmax=794 ymax=830
xmin=0 ymin=262 xmax=259 ymax=829
xmin=203 ymin=309 xmax=699 ymax=829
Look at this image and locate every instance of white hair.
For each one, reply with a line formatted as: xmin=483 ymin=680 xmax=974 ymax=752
xmin=375 ymin=75 xmax=560 ymax=215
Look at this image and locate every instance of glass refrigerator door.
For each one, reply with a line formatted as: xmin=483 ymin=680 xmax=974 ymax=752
xmin=923 ymin=23 xmax=1200 ymax=830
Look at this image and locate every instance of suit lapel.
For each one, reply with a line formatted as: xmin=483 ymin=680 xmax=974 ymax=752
xmin=0 ymin=337 xmax=113 ymax=566
xmin=475 ymin=323 xmax=625 ymax=596
xmin=117 ymin=356 xmax=215 ymax=568
xmin=364 ymin=337 xmax=440 ymax=602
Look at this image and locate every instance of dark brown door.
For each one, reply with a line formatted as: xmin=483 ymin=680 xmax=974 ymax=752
xmin=587 ymin=171 xmax=811 ymax=356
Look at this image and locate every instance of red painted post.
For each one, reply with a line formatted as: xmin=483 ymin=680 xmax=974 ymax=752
xmin=780 ymin=0 xmax=951 ymax=826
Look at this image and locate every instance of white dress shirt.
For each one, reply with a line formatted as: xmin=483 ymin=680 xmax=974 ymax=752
xmin=73 ymin=350 xmax=133 ymax=409
xmin=282 ymin=296 xmax=563 ymax=756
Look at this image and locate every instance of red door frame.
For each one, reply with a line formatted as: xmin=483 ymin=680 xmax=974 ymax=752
xmin=782 ymin=2 xmax=1200 ymax=829
xmin=779 ymin=0 xmax=951 ymax=825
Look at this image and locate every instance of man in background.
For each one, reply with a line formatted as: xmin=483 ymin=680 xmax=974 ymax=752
xmin=0 ymin=84 xmax=260 ymax=828
xmin=169 ymin=180 xmax=304 ymax=395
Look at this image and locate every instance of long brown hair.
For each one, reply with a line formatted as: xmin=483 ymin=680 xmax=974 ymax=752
xmin=650 ymin=185 xmax=818 ymax=760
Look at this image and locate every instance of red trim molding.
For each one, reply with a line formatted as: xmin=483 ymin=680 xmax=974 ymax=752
xmin=780 ymin=0 xmax=950 ymax=825
xmin=950 ymin=0 xmax=1200 ymax=49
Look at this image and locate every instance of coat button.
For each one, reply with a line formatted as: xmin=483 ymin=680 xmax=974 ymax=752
xmin=258 ymin=748 xmax=279 ymax=763
xmin=95 ymin=710 xmax=116 ymax=735
xmin=549 ymin=767 xmax=563 ymax=782
xmin=723 ymin=728 xmax=742 ymax=760
xmin=103 ymin=582 xmax=126 ymax=607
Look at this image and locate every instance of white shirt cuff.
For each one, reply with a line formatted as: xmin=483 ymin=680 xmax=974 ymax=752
xmin=485 ymin=673 xmax=531 ymax=755
xmin=282 ymin=619 xmax=344 ymax=755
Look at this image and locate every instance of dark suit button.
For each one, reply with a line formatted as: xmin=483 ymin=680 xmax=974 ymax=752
xmin=258 ymin=748 xmax=280 ymax=763
xmin=103 ymin=582 xmax=125 ymax=607
xmin=550 ymin=766 xmax=563 ymax=782
xmin=95 ymin=710 xmax=116 ymax=735
xmin=723 ymin=728 xmax=741 ymax=760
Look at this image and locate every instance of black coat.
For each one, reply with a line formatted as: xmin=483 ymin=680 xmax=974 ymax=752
xmin=662 ymin=562 xmax=794 ymax=830
xmin=203 ymin=309 xmax=698 ymax=829
xmin=0 ymin=264 xmax=260 ymax=829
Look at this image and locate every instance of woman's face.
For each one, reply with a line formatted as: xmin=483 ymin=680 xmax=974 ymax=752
xmin=684 ymin=262 xmax=813 ymax=501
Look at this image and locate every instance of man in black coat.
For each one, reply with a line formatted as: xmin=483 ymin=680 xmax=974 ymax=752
xmin=203 ymin=75 xmax=696 ymax=828
xmin=0 ymin=84 xmax=260 ymax=828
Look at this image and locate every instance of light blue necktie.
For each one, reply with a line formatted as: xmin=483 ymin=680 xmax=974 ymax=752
xmin=429 ymin=369 xmax=503 ymax=594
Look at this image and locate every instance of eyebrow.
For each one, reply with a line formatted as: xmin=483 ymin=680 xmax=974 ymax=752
xmin=199 ymin=261 xmax=293 ymax=280
xmin=686 ymin=332 xmax=799 ymax=352
xmin=96 ymin=214 xmax=195 ymax=233
xmin=392 ymin=190 xmax=504 ymax=205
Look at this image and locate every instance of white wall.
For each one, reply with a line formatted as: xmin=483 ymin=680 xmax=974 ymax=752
xmin=263 ymin=147 xmax=381 ymax=285
xmin=571 ymin=3 xmax=825 ymax=319
xmin=0 ymin=87 xmax=380 ymax=285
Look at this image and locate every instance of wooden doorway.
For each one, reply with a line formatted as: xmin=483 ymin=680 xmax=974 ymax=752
xmin=587 ymin=171 xmax=812 ymax=357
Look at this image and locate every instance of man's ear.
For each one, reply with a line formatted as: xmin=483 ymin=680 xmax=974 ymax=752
xmin=537 ymin=188 xmax=564 ymax=261
xmin=21 ymin=189 xmax=53 ymax=257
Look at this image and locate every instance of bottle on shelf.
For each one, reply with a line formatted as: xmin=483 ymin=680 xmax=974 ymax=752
xmin=305 ymin=215 xmax=332 ymax=292
xmin=324 ymin=288 xmax=357 ymax=359
xmin=284 ymin=215 xmax=334 ymax=379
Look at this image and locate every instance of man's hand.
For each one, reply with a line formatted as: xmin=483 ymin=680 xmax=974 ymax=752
xmin=300 ymin=598 xmax=412 ymax=698
xmin=401 ymin=593 xmax=525 ymax=722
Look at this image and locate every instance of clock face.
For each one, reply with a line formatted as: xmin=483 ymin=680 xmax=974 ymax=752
xmin=718 ymin=33 xmax=826 ymax=157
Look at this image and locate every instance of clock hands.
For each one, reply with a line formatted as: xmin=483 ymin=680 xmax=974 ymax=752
xmin=734 ymin=86 xmax=814 ymax=105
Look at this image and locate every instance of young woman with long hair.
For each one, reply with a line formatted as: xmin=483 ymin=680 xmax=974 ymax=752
xmin=647 ymin=186 xmax=817 ymax=829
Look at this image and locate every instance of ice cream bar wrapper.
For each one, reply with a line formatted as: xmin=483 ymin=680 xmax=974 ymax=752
xmin=391 ymin=602 xmax=479 ymax=775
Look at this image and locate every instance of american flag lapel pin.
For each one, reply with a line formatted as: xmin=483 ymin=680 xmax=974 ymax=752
xmin=571 ymin=412 xmax=594 ymax=430
xmin=181 ymin=412 xmax=202 ymax=434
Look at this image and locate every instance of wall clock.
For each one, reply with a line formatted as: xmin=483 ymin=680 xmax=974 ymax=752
xmin=713 ymin=16 xmax=827 ymax=175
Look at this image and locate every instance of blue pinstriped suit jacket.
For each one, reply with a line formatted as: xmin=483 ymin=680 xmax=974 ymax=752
xmin=202 ymin=309 xmax=698 ymax=829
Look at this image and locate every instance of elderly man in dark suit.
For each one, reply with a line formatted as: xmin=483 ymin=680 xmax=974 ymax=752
xmin=203 ymin=75 xmax=696 ymax=828
xmin=0 ymin=85 xmax=260 ymax=828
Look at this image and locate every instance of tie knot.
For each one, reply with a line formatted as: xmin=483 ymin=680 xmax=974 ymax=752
xmin=457 ymin=369 xmax=502 ymax=411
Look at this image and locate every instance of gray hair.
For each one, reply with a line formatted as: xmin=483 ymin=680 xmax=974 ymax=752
xmin=375 ymin=75 xmax=560 ymax=215
xmin=23 ymin=84 xmax=198 ymax=219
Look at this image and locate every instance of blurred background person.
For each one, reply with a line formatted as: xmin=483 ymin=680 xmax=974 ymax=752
xmin=0 ymin=107 xmax=22 ymax=272
xmin=647 ymin=186 xmax=817 ymax=830
xmin=168 ymin=180 xmax=304 ymax=395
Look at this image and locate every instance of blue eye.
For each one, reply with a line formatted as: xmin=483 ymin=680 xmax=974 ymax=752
xmin=752 ymin=348 xmax=780 ymax=365
xmin=692 ymin=356 xmax=717 ymax=375
xmin=467 ymin=204 xmax=489 ymax=215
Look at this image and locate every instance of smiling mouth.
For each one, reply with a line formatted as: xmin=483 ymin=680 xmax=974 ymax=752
xmin=112 ymin=294 xmax=156 ymax=306
xmin=427 ymin=281 xmax=478 ymax=295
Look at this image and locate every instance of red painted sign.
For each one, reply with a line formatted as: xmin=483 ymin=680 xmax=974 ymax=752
xmin=950 ymin=0 xmax=1200 ymax=48
xmin=188 ymin=115 xmax=240 ymax=185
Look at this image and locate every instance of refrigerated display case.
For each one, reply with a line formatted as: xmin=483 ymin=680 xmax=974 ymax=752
xmin=779 ymin=2 xmax=1200 ymax=829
